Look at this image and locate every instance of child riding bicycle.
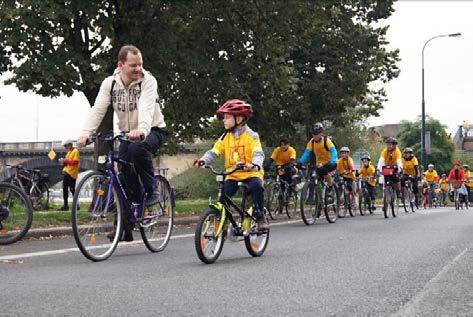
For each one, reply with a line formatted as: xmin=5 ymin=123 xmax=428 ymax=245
xmin=195 ymin=99 xmax=268 ymax=231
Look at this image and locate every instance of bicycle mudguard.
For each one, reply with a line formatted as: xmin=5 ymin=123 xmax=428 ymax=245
xmin=209 ymin=202 xmax=226 ymax=237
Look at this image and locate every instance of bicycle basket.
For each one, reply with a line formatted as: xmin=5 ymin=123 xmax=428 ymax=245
xmin=450 ymin=180 xmax=462 ymax=189
xmin=381 ymin=166 xmax=396 ymax=176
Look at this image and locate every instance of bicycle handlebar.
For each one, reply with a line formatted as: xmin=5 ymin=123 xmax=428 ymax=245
xmin=204 ymin=163 xmax=247 ymax=176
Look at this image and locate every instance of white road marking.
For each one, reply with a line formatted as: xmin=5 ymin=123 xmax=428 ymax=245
xmin=0 ymin=220 xmax=300 ymax=261
xmin=392 ymin=248 xmax=469 ymax=316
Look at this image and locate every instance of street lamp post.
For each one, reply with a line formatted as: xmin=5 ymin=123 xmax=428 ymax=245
xmin=421 ymin=32 xmax=461 ymax=169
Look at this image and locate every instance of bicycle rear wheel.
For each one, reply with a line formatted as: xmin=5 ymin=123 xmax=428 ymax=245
xmin=245 ymin=209 xmax=270 ymax=257
xmin=401 ymin=188 xmax=408 ymax=213
xmin=30 ymin=185 xmax=49 ymax=211
xmin=300 ymin=181 xmax=320 ymax=225
xmin=140 ymin=175 xmax=174 ymax=252
xmin=71 ymin=171 xmax=122 ymax=262
xmin=348 ymin=191 xmax=356 ymax=217
xmin=338 ymin=187 xmax=347 ymax=218
xmin=194 ymin=208 xmax=226 ymax=264
xmin=0 ymin=183 xmax=33 ymax=245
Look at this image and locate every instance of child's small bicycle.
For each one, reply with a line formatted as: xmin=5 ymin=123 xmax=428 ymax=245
xmin=194 ymin=163 xmax=270 ymax=264
xmin=71 ymin=132 xmax=174 ymax=261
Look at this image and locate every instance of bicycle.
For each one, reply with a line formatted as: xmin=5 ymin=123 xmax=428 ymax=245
xmin=400 ymin=176 xmax=415 ymax=213
xmin=451 ymin=181 xmax=468 ymax=210
xmin=71 ymin=132 xmax=174 ymax=261
xmin=357 ymin=177 xmax=375 ymax=216
xmin=380 ymin=166 xmax=399 ymax=218
xmin=194 ymin=163 xmax=270 ymax=264
xmin=6 ymin=164 xmax=50 ymax=210
xmin=265 ymin=164 xmax=301 ymax=220
xmin=299 ymin=167 xmax=339 ymax=225
xmin=0 ymin=182 xmax=34 ymax=245
xmin=337 ymin=176 xmax=357 ymax=218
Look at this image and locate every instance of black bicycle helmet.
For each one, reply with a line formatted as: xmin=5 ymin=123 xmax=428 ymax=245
xmin=385 ymin=136 xmax=398 ymax=144
xmin=310 ymin=122 xmax=324 ymax=134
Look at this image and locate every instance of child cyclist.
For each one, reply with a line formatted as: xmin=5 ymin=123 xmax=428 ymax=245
xmin=195 ymin=99 xmax=269 ymax=231
xmin=337 ymin=146 xmax=356 ymax=199
xmin=358 ymin=154 xmax=377 ymax=210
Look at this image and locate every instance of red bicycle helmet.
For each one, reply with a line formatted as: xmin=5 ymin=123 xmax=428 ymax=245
xmin=216 ymin=99 xmax=253 ymax=117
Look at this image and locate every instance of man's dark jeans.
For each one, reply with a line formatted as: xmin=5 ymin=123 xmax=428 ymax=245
xmin=118 ymin=128 xmax=165 ymax=202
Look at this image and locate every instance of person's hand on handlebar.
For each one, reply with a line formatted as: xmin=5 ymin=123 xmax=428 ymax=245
xmin=128 ymin=129 xmax=145 ymax=141
xmin=243 ymin=163 xmax=260 ymax=171
xmin=76 ymin=134 xmax=89 ymax=148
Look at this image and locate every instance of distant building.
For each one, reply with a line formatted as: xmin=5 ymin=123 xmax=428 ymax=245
xmin=453 ymin=123 xmax=473 ymax=151
xmin=367 ymin=123 xmax=403 ymax=143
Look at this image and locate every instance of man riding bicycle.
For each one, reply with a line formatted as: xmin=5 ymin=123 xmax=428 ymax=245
xmin=297 ymin=122 xmax=338 ymax=199
xmin=77 ymin=45 xmax=166 ymax=241
xmin=463 ymin=164 xmax=472 ymax=202
xmin=424 ymin=164 xmax=439 ymax=204
xmin=376 ymin=137 xmax=403 ymax=209
xmin=401 ymin=147 xmax=420 ymax=206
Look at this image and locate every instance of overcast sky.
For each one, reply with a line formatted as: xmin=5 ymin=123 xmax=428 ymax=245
xmin=0 ymin=1 xmax=472 ymax=143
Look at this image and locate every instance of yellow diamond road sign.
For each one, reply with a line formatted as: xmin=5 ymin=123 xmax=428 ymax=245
xmin=48 ymin=149 xmax=56 ymax=161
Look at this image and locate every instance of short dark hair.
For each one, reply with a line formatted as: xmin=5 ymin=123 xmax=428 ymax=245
xmin=117 ymin=45 xmax=141 ymax=62
xmin=279 ymin=139 xmax=289 ymax=146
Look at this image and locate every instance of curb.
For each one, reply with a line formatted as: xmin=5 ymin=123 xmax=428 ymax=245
xmin=26 ymin=215 xmax=200 ymax=239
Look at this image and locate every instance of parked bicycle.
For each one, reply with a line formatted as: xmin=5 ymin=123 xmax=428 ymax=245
xmin=265 ymin=163 xmax=302 ymax=220
xmin=71 ymin=132 xmax=174 ymax=262
xmin=380 ymin=166 xmax=399 ymax=218
xmin=0 ymin=182 xmax=34 ymax=245
xmin=6 ymin=164 xmax=50 ymax=210
xmin=299 ymin=167 xmax=339 ymax=225
xmin=357 ymin=177 xmax=375 ymax=216
xmin=194 ymin=163 xmax=270 ymax=264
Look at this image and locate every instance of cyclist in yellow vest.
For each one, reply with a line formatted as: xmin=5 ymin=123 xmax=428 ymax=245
xmin=424 ymin=164 xmax=439 ymax=206
xmin=298 ymin=123 xmax=338 ymax=200
xmin=358 ymin=154 xmax=376 ymax=210
xmin=58 ymin=139 xmax=80 ymax=211
xmin=195 ymin=99 xmax=268 ymax=231
xmin=439 ymin=173 xmax=449 ymax=206
xmin=268 ymin=139 xmax=298 ymax=196
xmin=337 ymin=146 xmax=356 ymax=195
xmin=401 ymin=147 xmax=420 ymax=206
xmin=376 ymin=137 xmax=403 ymax=200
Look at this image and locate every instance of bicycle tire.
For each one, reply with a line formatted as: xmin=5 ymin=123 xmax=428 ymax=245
xmin=324 ymin=185 xmax=338 ymax=223
xmin=266 ymin=183 xmax=281 ymax=220
xmin=300 ymin=181 xmax=319 ymax=225
xmin=194 ymin=208 xmax=226 ymax=264
xmin=401 ymin=188 xmax=408 ymax=213
xmin=383 ymin=188 xmax=390 ymax=218
xmin=358 ymin=191 xmax=365 ymax=216
xmin=0 ymin=182 xmax=34 ymax=245
xmin=392 ymin=190 xmax=398 ymax=218
xmin=140 ymin=175 xmax=174 ymax=253
xmin=71 ymin=171 xmax=122 ymax=262
xmin=338 ymin=186 xmax=347 ymax=218
xmin=348 ymin=190 xmax=356 ymax=217
xmin=244 ymin=210 xmax=270 ymax=257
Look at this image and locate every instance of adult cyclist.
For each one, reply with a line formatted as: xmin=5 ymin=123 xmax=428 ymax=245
xmin=401 ymin=147 xmax=420 ymax=206
xmin=377 ymin=137 xmax=403 ymax=209
xmin=298 ymin=122 xmax=338 ymax=199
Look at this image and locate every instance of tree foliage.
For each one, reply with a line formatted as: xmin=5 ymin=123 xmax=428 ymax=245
xmin=0 ymin=0 xmax=399 ymax=149
xmin=397 ymin=117 xmax=454 ymax=173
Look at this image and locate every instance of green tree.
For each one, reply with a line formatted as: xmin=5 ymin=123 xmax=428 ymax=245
xmin=397 ymin=117 xmax=454 ymax=173
xmin=0 ymin=0 xmax=399 ymax=148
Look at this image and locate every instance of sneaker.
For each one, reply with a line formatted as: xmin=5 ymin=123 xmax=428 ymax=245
xmin=59 ymin=205 xmax=69 ymax=211
xmin=257 ymin=218 xmax=269 ymax=231
xmin=145 ymin=192 xmax=162 ymax=207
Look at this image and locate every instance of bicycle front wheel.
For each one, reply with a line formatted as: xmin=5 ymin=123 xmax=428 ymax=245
xmin=285 ymin=187 xmax=298 ymax=219
xmin=71 ymin=171 xmax=122 ymax=262
xmin=194 ymin=208 xmax=226 ymax=264
xmin=383 ymin=188 xmax=390 ymax=218
xmin=266 ymin=183 xmax=281 ymax=220
xmin=338 ymin=188 xmax=347 ymax=218
xmin=0 ymin=183 xmax=33 ymax=245
xmin=391 ymin=191 xmax=399 ymax=218
xmin=300 ymin=181 xmax=319 ymax=225
xmin=324 ymin=185 xmax=338 ymax=223
xmin=140 ymin=175 xmax=174 ymax=252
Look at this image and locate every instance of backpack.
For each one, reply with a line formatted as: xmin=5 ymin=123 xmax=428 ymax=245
xmin=311 ymin=135 xmax=338 ymax=153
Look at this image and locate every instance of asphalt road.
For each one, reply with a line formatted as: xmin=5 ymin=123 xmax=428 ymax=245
xmin=1 ymin=207 xmax=473 ymax=316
